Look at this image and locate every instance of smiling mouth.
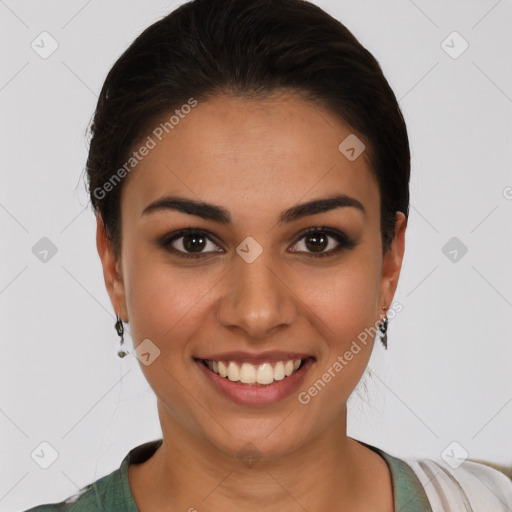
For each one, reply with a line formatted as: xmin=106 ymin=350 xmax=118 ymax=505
xmin=196 ymin=357 xmax=313 ymax=386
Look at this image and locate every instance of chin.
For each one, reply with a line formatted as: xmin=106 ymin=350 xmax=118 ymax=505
xmin=205 ymin=424 xmax=309 ymax=465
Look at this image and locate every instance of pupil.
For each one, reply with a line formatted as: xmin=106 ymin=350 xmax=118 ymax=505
xmin=306 ymin=233 xmax=327 ymax=252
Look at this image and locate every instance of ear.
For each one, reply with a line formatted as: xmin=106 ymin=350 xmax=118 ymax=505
xmin=96 ymin=213 xmax=128 ymax=322
xmin=378 ymin=211 xmax=407 ymax=313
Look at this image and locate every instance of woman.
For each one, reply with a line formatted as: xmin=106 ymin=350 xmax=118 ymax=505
xmin=24 ymin=0 xmax=512 ymax=510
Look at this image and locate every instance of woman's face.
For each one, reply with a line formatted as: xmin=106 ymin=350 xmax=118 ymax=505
xmin=98 ymin=92 xmax=406 ymax=461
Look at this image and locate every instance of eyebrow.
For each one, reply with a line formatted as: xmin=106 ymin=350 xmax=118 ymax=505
xmin=141 ymin=193 xmax=365 ymax=225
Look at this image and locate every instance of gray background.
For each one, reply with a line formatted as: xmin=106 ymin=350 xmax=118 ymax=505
xmin=1 ymin=0 xmax=511 ymax=510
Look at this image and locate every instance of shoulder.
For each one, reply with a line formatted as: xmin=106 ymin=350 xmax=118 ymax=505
xmin=22 ymin=440 xmax=161 ymax=512
xmin=20 ymin=482 xmax=95 ymax=511
xmin=468 ymin=459 xmax=512 ymax=480
xmin=403 ymin=455 xmax=512 ymax=511
xmin=21 ymin=460 xmax=126 ymax=512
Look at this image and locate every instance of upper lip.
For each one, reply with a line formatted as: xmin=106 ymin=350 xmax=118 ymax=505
xmin=194 ymin=351 xmax=315 ymax=364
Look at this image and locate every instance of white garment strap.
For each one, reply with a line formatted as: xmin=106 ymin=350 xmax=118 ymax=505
xmin=405 ymin=456 xmax=512 ymax=512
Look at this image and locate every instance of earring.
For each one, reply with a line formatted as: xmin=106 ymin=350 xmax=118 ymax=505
xmin=115 ymin=314 xmax=129 ymax=358
xmin=378 ymin=305 xmax=388 ymax=349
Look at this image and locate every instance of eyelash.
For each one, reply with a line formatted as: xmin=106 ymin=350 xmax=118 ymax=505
xmin=159 ymin=226 xmax=356 ymax=259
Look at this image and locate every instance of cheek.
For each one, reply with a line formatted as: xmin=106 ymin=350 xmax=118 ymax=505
xmin=122 ymin=248 xmax=208 ymax=345
xmin=302 ymin=256 xmax=381 ymax=337
xmin=297 ymin=255 xmax=381 ymax=403
xmin=298 ymin=269 xmax=380 ymax=409
xmin=121 ymin=253 xmax=217 ymax=411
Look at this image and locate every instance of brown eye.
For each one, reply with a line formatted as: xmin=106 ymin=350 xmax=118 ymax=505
xmin=181 ymin=233 xmax=207 ymax=252
xmin=290 ymin=227 xmax=356 ymax=258
xmin=160 ymin=229 xmax=223 ymax=258
xmin=304 ymin=232 xmax=329 ymax=252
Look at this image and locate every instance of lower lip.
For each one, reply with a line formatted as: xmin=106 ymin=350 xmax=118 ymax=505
xmin=195 ymin=358 xmax=314 ymax=406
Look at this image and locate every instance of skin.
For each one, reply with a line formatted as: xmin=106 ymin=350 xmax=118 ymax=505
xmin=96 ymin=92 xmax=406 ymax=511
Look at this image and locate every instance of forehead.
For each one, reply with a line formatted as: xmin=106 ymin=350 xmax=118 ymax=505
xmin=120 ymin=93 xmax=379 ymax=224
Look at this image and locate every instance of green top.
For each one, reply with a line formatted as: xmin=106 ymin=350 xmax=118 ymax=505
xmin=23 ymin=439 xmax=433 ymax=512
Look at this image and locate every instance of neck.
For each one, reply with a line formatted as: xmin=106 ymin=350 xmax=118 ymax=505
xmin=128 ymin=401 xmax=390 ymax=511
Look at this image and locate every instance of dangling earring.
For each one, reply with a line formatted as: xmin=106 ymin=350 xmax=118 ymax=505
xmin=115 ymin=314 xmax=129 ymax=358
xmin=378 ymin=305 xmax=388 ymax=349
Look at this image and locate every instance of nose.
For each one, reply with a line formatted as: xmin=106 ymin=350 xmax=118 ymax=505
xmin=215 ymin=250 xmax=298 ymax=340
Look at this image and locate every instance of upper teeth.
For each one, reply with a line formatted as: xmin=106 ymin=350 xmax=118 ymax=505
xmin=205 ymin=359 xmax=302 ymax=385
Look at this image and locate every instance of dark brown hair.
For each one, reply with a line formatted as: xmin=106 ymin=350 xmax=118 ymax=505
xmin=85 ymin=0 xmax=410 ymax=259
